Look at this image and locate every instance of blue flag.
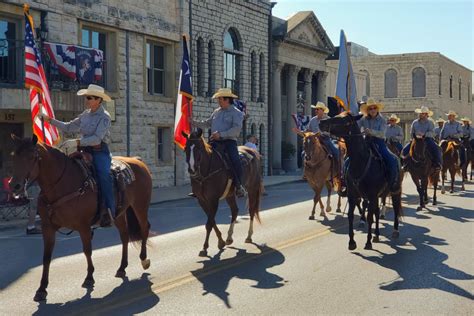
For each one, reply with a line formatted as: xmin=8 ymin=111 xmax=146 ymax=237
xmin=335 ymin=30 xmax=358 ymax=113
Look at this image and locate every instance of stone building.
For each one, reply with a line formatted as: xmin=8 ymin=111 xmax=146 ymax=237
xmin=0 ymin=0 xmax=183 ymax=187
xmin=185 ymin=0 xmax=273 ymax=176
xmin=271 ymin=11 xmax=334 ymax=173
xmin=327 ymin=44 xmax=473 ymax=142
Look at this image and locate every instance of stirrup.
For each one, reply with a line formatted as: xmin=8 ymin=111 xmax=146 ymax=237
xmin=236 ymin=186 xmax=248 ymax=198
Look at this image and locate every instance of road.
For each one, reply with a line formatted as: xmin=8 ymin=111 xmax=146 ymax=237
xmin=0 ymin=178 xmax=472 ymax=315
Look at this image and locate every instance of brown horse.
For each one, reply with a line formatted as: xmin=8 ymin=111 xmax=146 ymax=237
xmin=405 ymin=136 xmax=440 ymax=210
xmin=9 ymin=135 xmax=153 ymax=302
xmin=440 ymin=140 xmax=464 ymax=193
xmin=461 ymin=138 xmax=472 ymax=181
xmin=182 ymin=129 xmax=262 ymax=257
xmin=297 ymin=131 xmax=342 ymax=220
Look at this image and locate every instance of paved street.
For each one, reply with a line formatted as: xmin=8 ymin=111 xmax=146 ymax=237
xmin=0 ymin=178 xmax=473 ymax=315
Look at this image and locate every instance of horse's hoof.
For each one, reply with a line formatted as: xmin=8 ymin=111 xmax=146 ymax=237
xmin=441 ymin=190 xmax=445 ymax=194
xmin=358 ymin=220 xmax=365 ymax=228
xmin=245 ymin=237 xmax=252 ymax=243
xmin=198 ymin=250 xmax=208 ymax=257
xmin=326 ymin=206 xmax=332 ymax=213
xmin=82 ymin=278 xmax=95 ymax=289
xmin=336 ymin=208 xmax=341 ymax=213
xmin=392 ymin=230 xmax=400 ymax=238
xmin=417 ymin=206 xmax=423 ymax=211
xmin=449 ymin=190 xmax=453 ymax=194
xmin=34 ymin=290 xmax=47 ymax=302
xmin=319 ymin=212 xmax=325 ymax=217
xmin=141 ymin=259 xmax=151 ymax=270
xmin=364 ymin=243 xmax=373 ymax=250
xmin=218 ymin=240 xmax=226 ymax=250
xmin=348 ymin=241 xmax=357 ymax=250
xmin=115 ymin=270 xmax=126 ymax=278
xmin=225 ymin=238 xmax=233 ymax=245
xmin=308 ymin=215 xmax=315 ymax=220
xmin=372 ymin=236 xmax=380 ymax=243
xmin=433 ymin=201 xmax=437 ymax=206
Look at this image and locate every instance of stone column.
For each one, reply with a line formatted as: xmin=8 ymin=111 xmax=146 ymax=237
xmin=285 ymin=65 xmax=300 ymax=171
xmin=316 ymin=71 xmax=328 ymax=104
xmin=272 ymin=62 xmax=284 ymax=171
xmin=304 ymin=68 xmax=314 ymax=115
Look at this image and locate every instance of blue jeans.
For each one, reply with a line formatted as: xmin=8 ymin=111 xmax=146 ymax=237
xmin=92 ymin=145 xmax=115 ymax=215
xmin=371 ymin=138 xmax=399 ymax=186
xmin=393 ymin=141 xmax=403 ymax=152
xmin=211 ymin=139 xmax=243 ymax=186
xmin=321 ymin=135 xmax=340 ymax=160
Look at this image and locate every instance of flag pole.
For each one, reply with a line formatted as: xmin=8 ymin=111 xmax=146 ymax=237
xmin=39 ymin=102 xmax=46 ymax=144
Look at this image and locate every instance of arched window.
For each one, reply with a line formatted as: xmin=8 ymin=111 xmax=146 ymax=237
xmin=438 ymin=71 xmax=442 ymax=95
xmin=259 ymin=53 xmax=265 ymax=101
xmin=458 ymin=78 xmax=462 ymax=100
xmin=223 ymin=28 xmax=241 ymax=94
xmin=412 ymin=67 xmax=426 ymax=97
xmin=360 ymin=70 xmax=370 ymax=96
xmin=207 ymin=40 xmax=215 ymax=97
xmin=384 ymin=69 xmax=397 ymax=98
xmin=449 ymin=75 xmax=453 ymax=98
xmin=196 ymin=37 xmax=204 ymax=96
xmin=251 ymin=123 xmax=257 ymax=136
xmin=250 ymin=51 xmax=257 ymax=101
xmin=259 ymin=124 xmax=265 ymax=157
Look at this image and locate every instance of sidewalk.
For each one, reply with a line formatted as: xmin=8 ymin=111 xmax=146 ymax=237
xmin=0 ymin=175 xmax=303 ymax=231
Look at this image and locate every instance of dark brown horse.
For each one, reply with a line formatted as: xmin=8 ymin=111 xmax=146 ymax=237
xmin=461 ymin=138 xmax=472 ymax=181
xmin=182 ymin=129 xmax=262 ymax=257
xmin=297 ymin=131 xmax=342 ymax=220
xmin=405 ymin=136 xmax=440 ymax=210
xmin=440 ymin=140 xmax=464 ymax=193
xmin=9 ymin=135 xmax=153 ymax=302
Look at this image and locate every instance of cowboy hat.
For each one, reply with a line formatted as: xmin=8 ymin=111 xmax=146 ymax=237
xmin=387 ymin=114 xmax=400 ymax=124
xmin=435 ymin=117 xmax=445 ymax=123
xmin=445 ymin=110 xmax=458 ymax=118
xmin=414 ymin=106 xmax=433 ymax=117
xmin=460 ymin=117 xmax=472 ymax=124
xmin=212 ymin=88 xmax=238 ymax=99
xmin=77 ymin=84 xmax=112 ymax=102
xmin=311 ymin=101 xmax=329 ymax=113
xmin=360 ymin=98 xmax=384 ymax=114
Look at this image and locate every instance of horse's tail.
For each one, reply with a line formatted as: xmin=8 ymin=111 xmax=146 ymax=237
xmin=126 ymin=207 xmax=144 ymax=245
xmin=251 ymin=181 xmax=263 ymax=224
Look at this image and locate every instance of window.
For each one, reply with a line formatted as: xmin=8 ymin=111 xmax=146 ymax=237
xmin=412 ymin=67 xmax=426 ymax=97
xmin=384 ymin=69 xmax=397 ymax=98
xmin=360 ymin=70 xmax=370 ymax=96
xmin=81 ymin=27 xmax=107 ymax=88
xmin=196 ymin=37 xmax=204 ymax=96
xmin=207 ymin=41 xmax=215 ymax=97
xmin=250 ymin=51 xmax=257 ymax=101
xmin=146 ymin=42 xmax=165 ymax=95
xmin=438 ymin=71 xmax=442 ymax=95
xmin=259 ymin=53 xmax=265 ymax=102
xmin=458 ymin=78 xmax=462 ymax=100
xmin=223 ymin=28 xmax=241 ymax=95
xmin=259 ymin=124 xmax=265 ymax=155
xmin=0 ymin=17 xmax=20 ymax=85
xmin=157 ymin=127 xmax=171 ymax=163
xmin=449 ymin=75 xmax=453 ymax=98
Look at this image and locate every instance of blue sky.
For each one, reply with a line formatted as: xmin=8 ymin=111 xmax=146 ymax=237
xmin=273 ymin=0 xmax=473 ymax=74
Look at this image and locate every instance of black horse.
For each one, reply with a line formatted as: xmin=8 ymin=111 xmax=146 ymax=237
xmin=319 ymin=113 xmax=403 ymax=250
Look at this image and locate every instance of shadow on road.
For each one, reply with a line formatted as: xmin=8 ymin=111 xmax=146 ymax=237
xmin=32 ymin=273 xmax=159 ymax=316
xmin=190 ymin=243 xmax=286 ymax=308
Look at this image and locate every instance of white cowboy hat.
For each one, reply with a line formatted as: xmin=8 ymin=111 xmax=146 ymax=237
xmin=414 ymin=106 xmax=433 ymax=117
xmin=360 ymin=98 xmax=384 ymax=114
xmin=445 ymin=110 xmax=458 ymax=118
xmin=212 ymin=88 xmax=238 ymax=99
xmin=387 ymin=114 xmax=400 ymax=124
xmin=311 ymin=101 xmax=329 ymax=113
xmin=77 ymin=84 xmax=112 ymax=102
xmin=435 ymin=117 xmax=445 ymax=123
xmin=460 ymin=117 xmax=472 ymax=124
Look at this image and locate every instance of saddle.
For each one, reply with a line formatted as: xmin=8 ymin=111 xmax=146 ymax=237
xmin=316 ymin=135 xmax=341 ymax=181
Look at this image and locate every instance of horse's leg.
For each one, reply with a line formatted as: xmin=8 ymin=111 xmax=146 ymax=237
xmin=213 ymin=223 xmax=226 ymax=250
xmin=359 ymin=199 xmax=367 ymax=227
xmin=450 ymin=168 xmax=455 ymax=193
xmin=441 ymin=169 xmax=446 ymax=194
xmin=373 ymin=205 xmax=380 ymax=243
xmin=365 ymin=198 xmax=376 ymax=250
xmin=348 ymin=197 xmax=357 ymax=250
xmin=309 ymin=193 xmax=317 ymax=220
xmin=325 ymin=182 xmax=332 ymax=214
xmin=319 ymin=198 xmax=324 ymax=215
xmin=225 ymin=196 xmax=239 ymax=245
xmin=200 ymin=215 xmax=213 ymax=257
xmin=34 ymin=226 xmax=56 ymax=302
xmin=79 ymin=228 xmax=95 ymax=289
xmin=336 ymin=195 xmax=342 ymax=213
xmin=380 ymin=195 xmax=387 ymax=219
xmin=432 ymin=173 xmax=438 ymax=205
xmin=115 ymin=215 xmax=128 ymax=278
xmin=391 ymin=192 xmax=401 ymax=238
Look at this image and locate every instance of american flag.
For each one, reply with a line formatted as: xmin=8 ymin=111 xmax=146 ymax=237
xmin=24 ymin=6 xmax=59 ymax=145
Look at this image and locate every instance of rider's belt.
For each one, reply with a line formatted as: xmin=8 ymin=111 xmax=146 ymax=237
xmin=80 ymin=142 xmax=107 ymax=152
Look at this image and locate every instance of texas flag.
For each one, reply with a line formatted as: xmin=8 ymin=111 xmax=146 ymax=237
xmin=174 ymin=35 xmax=193 ymax=149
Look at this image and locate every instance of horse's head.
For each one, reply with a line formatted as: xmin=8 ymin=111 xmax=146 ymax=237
xmin=410 ymin=135 xmax=427 ymax=161
xmin=9 ymin=134 xmax=40 ymax=195
xmin=297 ymin=131 xmax=319 ymax=162
xmin=182 ymin=128 xmax=212 ymax=177
xmin=319 ymin=112 xmax=363 ymax=138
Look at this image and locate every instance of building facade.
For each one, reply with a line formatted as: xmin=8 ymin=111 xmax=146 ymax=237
xmin=271 ymin=11 xmax=334 ymax=173
xmin=0 ymin=0 xmax=184 ymax=187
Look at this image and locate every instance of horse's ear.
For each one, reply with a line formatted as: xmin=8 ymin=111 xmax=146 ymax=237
xmin=32 ymin=134 xmax=38 ymax=145
xmin=296 ymin=130 xmax=305 ymax=138
xmin=181 ymin=131 xmax=189 ymax=139
xmin=11 ymin=134 xmax=20 ymax=142
xmin=354 ymin=114 xmax=363 ymax=121
xmin=196 ymin=128 xmax=203 ymax=138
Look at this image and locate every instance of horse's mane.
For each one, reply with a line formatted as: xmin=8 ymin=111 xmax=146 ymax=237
xmin=445 ymin=141 xmax=456 ymax=154
xmin=409 ymin=139 xmax=416 ymax=157
xmin=199 ymin=136 xmax=213 ymax=155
